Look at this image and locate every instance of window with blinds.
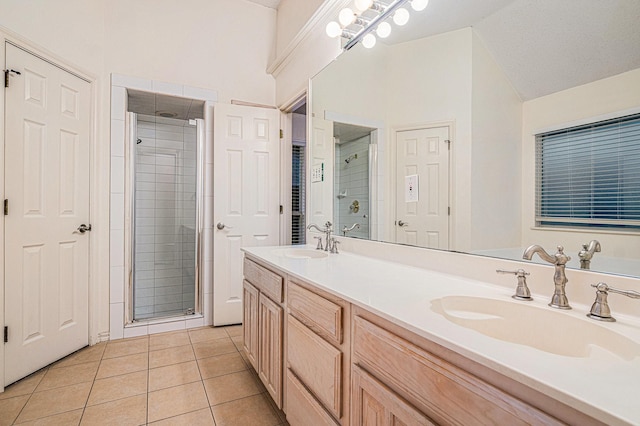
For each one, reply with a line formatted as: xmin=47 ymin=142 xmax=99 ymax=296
xmin=535 ymin=113 xmax=640 ymax=230
xmin=292 ymin=143 xmax=306 ymax=244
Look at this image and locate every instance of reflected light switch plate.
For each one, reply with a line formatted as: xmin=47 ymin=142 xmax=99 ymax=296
xmin=405 ymin=174 xmax=419 ymax=202
xmin=311 ymin=163 xmax=324 ymax=183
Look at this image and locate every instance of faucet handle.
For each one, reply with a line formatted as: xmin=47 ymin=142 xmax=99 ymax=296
xmin=591 ymin=282 xmax=640 ymax=299
xmin=330 ymin=238 xmax=340 ymax=254
xmin=496 ymin=269 xmax=530 ymax=277
xmin=496 ymin=269 xmax=533 ymax=301
xmin=313 ymin=236 xmax=323 ymax=251
xmin=587 ymin=282 xmax=640 ymax=322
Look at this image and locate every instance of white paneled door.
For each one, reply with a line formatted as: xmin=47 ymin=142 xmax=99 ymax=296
xmin=4 ymin=44 xmax=91 ymax=385
xmin=213 ymin=104 xmax=280 ymax=326
xmin=395 ymin=126 xmax=449 ymax=249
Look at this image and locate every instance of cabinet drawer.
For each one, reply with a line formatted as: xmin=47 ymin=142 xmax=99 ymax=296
xmin=244 ymin=258 xmax=283 ymax=303
xmin=353 ymin=316 xmax=561 ymax=426
xmin=288 ymin=280 xmax=343 ymax=345
xmin=286 ymin=369 xmax=339 ymax=426
xmin=287 ymin=314 xmax=342 ymax=419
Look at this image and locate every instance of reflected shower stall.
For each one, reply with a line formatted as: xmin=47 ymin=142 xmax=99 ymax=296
xmin=126 ymin=91 xmax=204 ymax=321
xmin=333 ymin=122 xmax=376 ymax=240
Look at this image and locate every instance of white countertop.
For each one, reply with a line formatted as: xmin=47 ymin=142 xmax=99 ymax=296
xmin=243 ymin=245 xmax=640 ymax=426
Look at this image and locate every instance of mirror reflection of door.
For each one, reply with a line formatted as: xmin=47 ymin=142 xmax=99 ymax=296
xmin=333 ymin=122 xmax=376 ymax=239
xmin=395 ymin=126 xmax=450 ymax=249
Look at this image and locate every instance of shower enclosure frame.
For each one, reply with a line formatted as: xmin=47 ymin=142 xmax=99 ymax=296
xmin=124 ymin=112 xmax=205 ymax=324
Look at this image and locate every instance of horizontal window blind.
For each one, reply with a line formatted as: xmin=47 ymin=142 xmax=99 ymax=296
xmin=536 ymin=113 xmax=640 ymax=230
xmin=292 ymin=144 xmax=306 ymax=244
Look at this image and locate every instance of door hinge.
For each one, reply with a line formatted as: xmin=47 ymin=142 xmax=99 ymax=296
xmin=4 ymin=199 xmax=8 ymax=215
xmin=445 ymin=139 xmax=451 ymax=150
xmin=4 ymin=69 xmax=22 ymax=88
xmin=4 ymin=326 xmax=7 ymax=343
xmin=279 ymin=129 xmax=284 ymax=139
xmin=279 ymin=205 xmax=283 ymax=214
xmin=448 ymin=206 xmax=451 ymax=216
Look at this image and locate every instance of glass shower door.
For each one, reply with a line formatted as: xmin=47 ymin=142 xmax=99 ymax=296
xmin=132 ymin=114 xmax=198 ymax=320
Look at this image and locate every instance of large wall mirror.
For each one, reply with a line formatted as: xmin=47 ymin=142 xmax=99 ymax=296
xmin=309 ymin=0 xmax=640 ymax=277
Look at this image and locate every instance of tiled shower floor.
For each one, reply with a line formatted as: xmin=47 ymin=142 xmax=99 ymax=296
xmin=0 ymin=326 xmax=289 ymax=425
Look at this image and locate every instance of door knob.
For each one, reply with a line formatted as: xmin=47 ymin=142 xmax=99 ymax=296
xmin=216 ymin=222 xmax=233 ymax=230
xmin=398 ymin=220 xmax=409 ymax=227
xmin=77 ymin=224 xmax=92 ymax=234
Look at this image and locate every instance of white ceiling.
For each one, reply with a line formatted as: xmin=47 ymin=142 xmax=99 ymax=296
xmin=244 ymin=0 xmax=281 ymax=9
xmin=128 ymin=90 xmax=204 ymax=121
xmin=381 ymin=0 xmax=640 ymax=100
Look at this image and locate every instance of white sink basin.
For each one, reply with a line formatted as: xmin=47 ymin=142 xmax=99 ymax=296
xmin=431 ymin=296 xmax=640 ymax=360
xmin=273 ymin=248 xmax=328 ymax=259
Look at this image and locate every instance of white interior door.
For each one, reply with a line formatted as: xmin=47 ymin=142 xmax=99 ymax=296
xmin=213 ymin=103 xmax=279 ymax=326
xmin=395 ymin=126 xmax=449 ymax=249
xmin=4 ymin=44 xmax=91 ymax=385
xmin=309 ymin=117 xmax=334 ymax=228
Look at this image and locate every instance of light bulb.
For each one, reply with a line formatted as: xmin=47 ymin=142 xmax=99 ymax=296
xmin=410 ymin=0 xmax=429 ymax=12
xmin=339 ymin=8 xmax=355 ymax=26
xmin=376 ymin=21 xmax=391 ymax=38
xmin=326 ymin=21 xmax=342 ymax=38
xmin=362 ymin=33 xmax=377 ymax=48
xmin=393 ymin=8 xmax=410 ymax=26
xmin=354 ymin=0 xmax=373 ymax=12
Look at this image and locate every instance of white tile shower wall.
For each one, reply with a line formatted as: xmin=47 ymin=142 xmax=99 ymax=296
xmin=335 ymin=136 xmax=370 ymax=239
xmin=109 ymin=75 xmax=217 ymax=340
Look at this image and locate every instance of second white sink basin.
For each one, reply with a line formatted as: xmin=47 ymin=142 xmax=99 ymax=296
xmin=431 ymin=296 xmax=640 ymax=360
xmin=274 ymin=248 xmax=328 ymax=259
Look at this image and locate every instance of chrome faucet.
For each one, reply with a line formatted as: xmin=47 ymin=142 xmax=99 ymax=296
xmin=307 ymin=221 xmax=333 ymax=252
xmin=341 ymin=223 xmax=360 ymax=236
xmin=523 ymin=245 xmax=572 ymax=309
xmin=578 ymin=240 xmax=601 ymax=270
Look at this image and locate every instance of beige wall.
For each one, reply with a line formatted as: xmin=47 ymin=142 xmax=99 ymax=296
xmin=470 ymin=31 xmax=522 ymax=251
xmin=521 ymin=68 xmax=640 ymax=260
xmin=104 ymin=0 xmax=276 ymax=105
xmin=275 ymin=0 xmax=324 ymax=57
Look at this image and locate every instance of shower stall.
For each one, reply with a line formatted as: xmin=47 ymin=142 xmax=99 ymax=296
xmin=333 ymin=122 xmax=376 ymax=240
xmin=125 ymin=91 xmax=205 ymax=322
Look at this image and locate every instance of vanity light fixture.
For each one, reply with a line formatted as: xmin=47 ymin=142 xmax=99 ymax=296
xmin=393 ymin=7 xmax=410 ymax=26
xmin=325 ymin=0 xmax=429 ymax=50
xmin=376 ymin=21 xmax=392 ymax=38
xmin=362 ymin=33 xmax=377 ymax=48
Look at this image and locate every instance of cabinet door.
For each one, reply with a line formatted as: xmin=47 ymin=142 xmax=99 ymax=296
xmin=259 ymin=293 xmax=284 ymax=408
xmin=242 ymin=280 xmax=259 ymax=370
xmin=286 ymin=369 xmax=340 ymax=426
xmin=352 ymin=365 xmax=435 ymax=426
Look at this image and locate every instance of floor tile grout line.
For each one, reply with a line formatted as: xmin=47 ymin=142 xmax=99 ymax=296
xmin=78 ymin=337 xmax=109 ymax=426
xmin=146 ymin=343 xmax=151 ymax=426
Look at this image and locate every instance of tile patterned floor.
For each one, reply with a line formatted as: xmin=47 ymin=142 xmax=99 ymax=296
xmin=1 ymin=325 xmax=289 ymax=426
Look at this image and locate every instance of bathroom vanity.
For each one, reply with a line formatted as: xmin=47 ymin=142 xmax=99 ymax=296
xmin=241 ymin=245 xmax=640 ymax=426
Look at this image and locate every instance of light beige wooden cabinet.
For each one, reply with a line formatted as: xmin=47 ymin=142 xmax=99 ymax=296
xmin=285 ymin=279 xmax=351 ymax=425
xmin=242 ymin=256 xmax=603 ymax=426
xmin=242 ymin=257 xmax=284 ymax=408
xmin=351 ymin=306 xmax=604 ymax=426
